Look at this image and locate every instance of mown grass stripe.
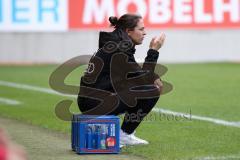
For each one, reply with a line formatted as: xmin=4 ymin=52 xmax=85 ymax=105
xmin=1 ymin=80 xmax=240 ymax=128
xmin=193 ymin=155 xmax=240 ymax=160
xmin=0 ymin=97 xmax=21 ymax=105
xmin=0 ymin=80 xmax=75 ymax=98
xmin=152 ymin=108 xmax=240 ymax=128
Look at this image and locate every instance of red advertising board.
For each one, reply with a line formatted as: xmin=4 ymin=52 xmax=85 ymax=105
xmin=0 ymin=0 xmax=239 ymax=31
xmin=69 ymin=0 xmax=240 ymax=29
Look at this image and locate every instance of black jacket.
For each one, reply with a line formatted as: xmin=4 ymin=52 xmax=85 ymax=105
xmin=78 ymin=29 xmax=159 ymax=110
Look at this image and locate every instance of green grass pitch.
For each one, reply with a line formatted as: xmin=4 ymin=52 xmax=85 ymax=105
xmin=0 ymin=63 xmax=240 ymax=160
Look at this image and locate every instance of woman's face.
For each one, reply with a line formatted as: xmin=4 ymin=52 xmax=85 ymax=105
xmin=127 ymin=19 xmax=146 ymax=45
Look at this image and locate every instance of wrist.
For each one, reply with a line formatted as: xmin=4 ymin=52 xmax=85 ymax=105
xmin=149 ymin=47 xmax=158 ymax=51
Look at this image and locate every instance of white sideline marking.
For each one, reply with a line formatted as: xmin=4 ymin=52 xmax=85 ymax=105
xmin=193 ymin=155 xmax=240 ymax=160
xmin=0 ymin=80 xmax=75 ymax=98
xmin=1 ymin=80 xmax=240 ymax=128
xmin=0 ymin=97 xmax=21 ymax=105
xmin=152 ymin=108 xmax=240 ymax=128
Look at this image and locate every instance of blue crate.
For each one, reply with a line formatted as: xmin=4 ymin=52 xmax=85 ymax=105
xmin=71 ymin=114 xmax=120 ymax=154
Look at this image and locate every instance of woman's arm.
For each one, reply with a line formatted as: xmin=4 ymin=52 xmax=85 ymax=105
xmin=143 ymin=33 xmax=166 ymax=92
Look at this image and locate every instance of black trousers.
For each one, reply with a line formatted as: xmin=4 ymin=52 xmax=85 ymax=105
xmin=78 ymin=95 xmax=159 ymax=134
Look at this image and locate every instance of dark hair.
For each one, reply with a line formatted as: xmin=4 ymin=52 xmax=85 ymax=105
xmin=109 ymin=14 xmax=142 ymax=31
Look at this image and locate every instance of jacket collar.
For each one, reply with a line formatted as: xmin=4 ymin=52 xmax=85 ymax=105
xmin=98 ymin=29 xmax=135 ymax=54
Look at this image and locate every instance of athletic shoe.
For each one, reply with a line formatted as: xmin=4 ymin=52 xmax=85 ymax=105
xmin=120 ymin=130 xmax=149 ymax=146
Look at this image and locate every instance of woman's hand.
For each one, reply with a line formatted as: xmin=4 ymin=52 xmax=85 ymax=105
xmin=154 ymin=78 xmax=163 ymax=94
xmin=149 ymin=33 xmax=166 ymax=51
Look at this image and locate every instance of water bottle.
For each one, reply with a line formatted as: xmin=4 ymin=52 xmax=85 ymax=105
xmin=100 ymin=125 xmax=107 ymax=149
xmin=86 ymin=125 xmax=93 ymax=149
xmin=95 ymin=125 xmax=101 ymax=149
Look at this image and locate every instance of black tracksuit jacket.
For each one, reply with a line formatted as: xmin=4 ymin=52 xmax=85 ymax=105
xmin=78 ymin=29 xmax=160 ymax=112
